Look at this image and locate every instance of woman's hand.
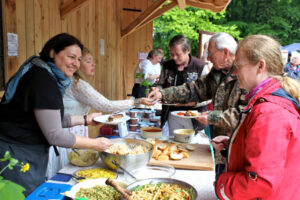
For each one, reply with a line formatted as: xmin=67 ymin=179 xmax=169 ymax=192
xmin=86 ymin=112 xmax=102 ymax=126
xmin=195 ymin=111 xmax=209 ymax=125
xmin=210 ymin=136 xmax=230 ymax=150
xmin=140 ymin=98 xmax=156 ymax=106
xmin=93 ymin=137 xmax=112 ymax=152
xmin=73 ymin=135 xmax=112 ymax=152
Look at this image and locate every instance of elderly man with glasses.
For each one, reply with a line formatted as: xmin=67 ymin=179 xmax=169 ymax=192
xmin=148 ymin=32 xmax=248 ymax=180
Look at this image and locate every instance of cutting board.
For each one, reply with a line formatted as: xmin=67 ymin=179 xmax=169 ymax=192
xmin=148 ymin=143 xmax=214 ymax=170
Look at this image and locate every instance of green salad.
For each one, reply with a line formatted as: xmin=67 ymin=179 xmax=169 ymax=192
xmin=75 ymin=185 xmax=121 ymax=200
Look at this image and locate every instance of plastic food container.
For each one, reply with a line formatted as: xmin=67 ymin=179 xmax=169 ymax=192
xmin=129 ymin=110 xmax=137 ymax=118
xmin=129 ymin=124 xmax=138 ymax=131
xmin=129 ymin=118 xmax=138 ymax=125
xmin=143 ymin=110 xmax=153 ymax=118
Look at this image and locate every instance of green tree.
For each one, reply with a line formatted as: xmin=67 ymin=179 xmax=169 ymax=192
xmin=153 ymin=7 xmax=240 ymax=59
xmin=153 ymin=0 xmax=300 ymax=53
xmin=226 ymin=0 xmax=300 ymax=45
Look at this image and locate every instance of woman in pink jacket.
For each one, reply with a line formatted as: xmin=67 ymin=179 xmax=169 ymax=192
xmin=214 ymin=35 xmax=300 ymax=199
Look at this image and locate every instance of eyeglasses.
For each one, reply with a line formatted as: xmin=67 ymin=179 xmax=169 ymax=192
xmin=233 ymin=61 xmax=253 ymax=70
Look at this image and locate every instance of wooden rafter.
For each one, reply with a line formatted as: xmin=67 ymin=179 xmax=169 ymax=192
xmin=139 ymin=1 xmax=177 ymax=29
xmin=121 ymin=0 xmax=231 ymax=37
xmin=60 ymin=0 xmax=88 ymax=18
xmin=121 ymin=0 xmax=167 ymax=38
xmin=177 ymin=0 xmax=186 ymax=10
xmin=186 ymin=0 xmax=226 ymax=12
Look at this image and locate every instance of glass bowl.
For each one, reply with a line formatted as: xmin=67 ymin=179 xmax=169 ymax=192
xmin=124 ymin=163 xmax=175 ymax=183
xmin=68 ymin=149 xmax=99 ymax=167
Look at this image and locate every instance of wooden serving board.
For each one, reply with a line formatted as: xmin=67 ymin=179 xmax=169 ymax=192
xmin=148 ymin=143 xmax=214 ymax=170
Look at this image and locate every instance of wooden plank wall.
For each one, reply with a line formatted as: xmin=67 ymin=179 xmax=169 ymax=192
xmin=2 ymin=0 xmax=153 ymax=137
xmin=121 ymin=0 xmax=153 ymax=96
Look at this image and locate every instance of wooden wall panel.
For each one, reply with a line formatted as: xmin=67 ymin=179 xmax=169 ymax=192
xmin=3 ymin=0 xmax=18 ymax=81
xmin=2 ymin=0 xmax=153 ymax=137
xmin=33 ymin=0 xmax=43 ymax=55
xmin=49 ymin=0 xmax=62 ymax=37
xmin=15 ymin=0 xmax=26 ymax=67
xmin=121 ymin=0 xmax=153 ymax=96
xmin=25 ymin=0 xmax=35 ymax=58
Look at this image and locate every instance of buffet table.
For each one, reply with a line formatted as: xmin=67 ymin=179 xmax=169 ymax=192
xmin=27 ymin=132 xmax=217 ymax=200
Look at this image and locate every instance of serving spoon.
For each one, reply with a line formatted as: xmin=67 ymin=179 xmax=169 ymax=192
xmin=106 ymin=178 xmax=132 ymax=200
xmin=71 ymin=148 xmax=80 ymax=156
xmin=112 ymin=160 xmax=137 ymax=180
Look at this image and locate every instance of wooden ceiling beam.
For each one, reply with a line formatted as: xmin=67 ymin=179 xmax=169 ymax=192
xmin=139 ymin=1 xmax=177 ymax=29
xmin=121 ymin=0 xmax=167 ymax=38
xmin=60 ymin=0 xmax=88 ymax=18
xmin=186 ymin=0 xmax=225 ymax=12
xmin=177 ymin=0 xmax=186 ymax=10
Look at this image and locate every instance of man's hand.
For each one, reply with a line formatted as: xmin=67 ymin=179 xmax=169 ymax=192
xmin=150 ymin=86 xmax=159 ymax=92
xmin=195 ymin=111 xmax=209 ymax=125
xmin=210 ymin=136 xmax=230 ymax=150
xmin=147 ymin=90 xmax=162 ymax=101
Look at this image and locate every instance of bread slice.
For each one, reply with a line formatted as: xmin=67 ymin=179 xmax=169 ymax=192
xmin=170 ymin=153 xmax=183 ymax=160
xmin=186 ymin=145 xmax=195 ymax=151
xmin=108 ymin=114 xmax=123 ymax=122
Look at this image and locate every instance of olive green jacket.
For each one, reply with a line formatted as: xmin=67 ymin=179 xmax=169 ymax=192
xmin=160 ymin=66 xmax=247 ymax=164
xmin=160 ymin=66 xmax=247 ymax=136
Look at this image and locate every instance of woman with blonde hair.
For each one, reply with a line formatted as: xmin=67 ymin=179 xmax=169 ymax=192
xmin=47 ymin=47 xmax=152 ymax=178
xmin=214 ymin=35 xmax=300 ymax=199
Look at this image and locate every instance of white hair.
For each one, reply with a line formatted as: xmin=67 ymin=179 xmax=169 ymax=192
xmin=291 ymin=52 xmax=300 ymax=59
xmin=209 ymin=32 xmax=237 ymax=55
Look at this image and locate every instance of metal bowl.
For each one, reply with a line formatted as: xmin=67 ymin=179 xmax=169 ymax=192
xmin=126 ymin=178 xmax=198 ymax=200
xmin=100 ymin=138 xmax=153 ymax=170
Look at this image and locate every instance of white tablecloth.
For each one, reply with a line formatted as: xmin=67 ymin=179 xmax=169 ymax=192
xmin=48 ymin=132 xmax=218 ymax=200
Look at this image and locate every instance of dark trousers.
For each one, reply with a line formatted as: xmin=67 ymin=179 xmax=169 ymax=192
xmin=131 ymin=83 xmax=146 ymax=98
xmin=215 ymin=163 xmax=226 ymax=181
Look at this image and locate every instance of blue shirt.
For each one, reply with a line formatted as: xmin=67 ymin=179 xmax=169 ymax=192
xmin=284 ymin=62 xmax=300 ymax=79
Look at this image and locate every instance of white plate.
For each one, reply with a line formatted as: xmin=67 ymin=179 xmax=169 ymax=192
xmin=64 ymin=178 xmax=127 ymax=199
xmin=93 ymin=114 xmax=130 ymax=125
xmin=162 ymin=103 xmax=179 ymax=106
xmin=171 ymin=110 xmax=200 ymax=119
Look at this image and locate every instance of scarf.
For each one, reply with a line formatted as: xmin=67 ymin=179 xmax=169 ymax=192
xmin=245 ymin=78 xmax=273 ymax=102
xmin=2 ymin=56 xmax=71 ymax=104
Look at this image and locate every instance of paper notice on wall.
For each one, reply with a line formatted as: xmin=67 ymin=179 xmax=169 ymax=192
xmin=100 ymin=38 xmax=105 ymax=55
xmin=138 ymin=52 xmax=148 ymax=60
xmin=7 ymin=33 xmax=18 ymax=56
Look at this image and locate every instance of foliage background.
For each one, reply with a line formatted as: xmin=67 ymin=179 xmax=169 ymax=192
xmin=153 ymin=0 xmax=300 ymax=59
